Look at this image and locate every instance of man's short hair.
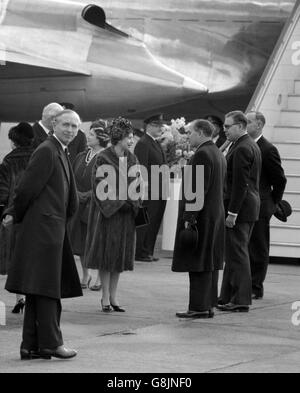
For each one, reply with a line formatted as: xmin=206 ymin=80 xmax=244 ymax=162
xmin=54 ymin=109 xmax=81 ymax=123
xmin=249 ymin=111 xmax=266 ymax=127
xmin=42 ymin=103 xmax=64 ymax=120
xmin=192 ymin=119 xmax=215 ymax=137
xmin=226 ymin=110 xmax=248 ymax=129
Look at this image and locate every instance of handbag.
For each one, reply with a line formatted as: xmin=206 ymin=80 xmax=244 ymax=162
xmin=179 ymin=222 xmax=198 ymax=251
xmin=135 ymin=206 xmax=150 ymax=228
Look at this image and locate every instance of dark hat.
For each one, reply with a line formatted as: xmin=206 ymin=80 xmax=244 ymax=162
xmin=179 ymin=223 xmax=198 ymax=251
xmin=274 ymin=200 xmax=292 ymax=222
xmin=204 ymin=114 xmax=223 ymax=129
xmin=8 ymin=122 xmax=34 ymax=147
xmin=144 ymin=113 xmax=164 ymax=125
xmin=14 ymin=122 xmax=34 ymax=139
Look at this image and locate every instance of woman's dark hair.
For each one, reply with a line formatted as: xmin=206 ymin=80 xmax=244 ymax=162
xmin=110 ymin=117 xmax=133 ymax=146
xmin=8 ymin=122 xmax=34 ymax=147
xmin=90 ymin=119 xmax=110 ymax=148
xmin=133 ymin=128 xmax=144 ymax=139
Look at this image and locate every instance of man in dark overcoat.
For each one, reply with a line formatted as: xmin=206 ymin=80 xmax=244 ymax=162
xmin=4 ymin=110 xmax=82 ymax=360
xmin=172 ymin=119 xmax=227 ymax=319
xmin=219 ymin=111 xmax=262 ymax=312
xmin=246 ymin=111 xmax=286 ymax=300
xmin=134 ymin=114 xmax=167 ymax=262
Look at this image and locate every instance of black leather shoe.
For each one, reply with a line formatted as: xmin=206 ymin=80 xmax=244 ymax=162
xmin=135 ymin=256 xmax=153 ymax=262
xmin=252 ymin=294 xmax=263 ymax=300
xmin=176 ymin=310 xmax=214 ymax=319
xmin=218 ymin=303 xmax=249 ymax=312
xmin=20 ymin=348 xmax=50 ymax=361
xmin=101 ymin=300 xmax=113 ymax=313
xmin=151 ymin=257 xmax=160 ymax=262
xmin=12 ymin=299 xmax=25 ymax=314
xmin=39 ymin=346 xmax=77 ymax=360
xmin=110 ymin=304 xmax=126 ymax=312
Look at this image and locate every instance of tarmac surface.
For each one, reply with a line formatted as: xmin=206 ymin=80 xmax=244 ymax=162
xmin=0 ymin=257 xmax=300 ymax=374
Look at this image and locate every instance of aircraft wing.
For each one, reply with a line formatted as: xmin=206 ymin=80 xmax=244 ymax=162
xmin=0 ymin=50 xmax=91 ymax=77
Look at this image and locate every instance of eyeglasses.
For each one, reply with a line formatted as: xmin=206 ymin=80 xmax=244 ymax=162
xmin=223 ymin=122 xmax=240 ymax=130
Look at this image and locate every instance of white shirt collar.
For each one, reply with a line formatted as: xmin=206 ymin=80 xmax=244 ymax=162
xmin=255 ymin=134 xmax=263 ymax=143
xmin=146 ymin=132 xmax=158 ymax=141
xmin=39 ymin=120 xmax=51 ymax=135
xmin=53 ymin=134 xmax=68 ymax=151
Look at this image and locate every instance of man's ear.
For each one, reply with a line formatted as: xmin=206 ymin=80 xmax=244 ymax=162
xmin=257 ymin=120 xmax=263 ymax=130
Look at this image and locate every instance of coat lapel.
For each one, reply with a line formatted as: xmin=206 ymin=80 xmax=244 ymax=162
xmin=226 ymin=134 xmax=249 ymax=161
xmin=49 ymin=136 xmax=70 ymax=184
xmin=146 ymin=134 xmax=166 ymax=162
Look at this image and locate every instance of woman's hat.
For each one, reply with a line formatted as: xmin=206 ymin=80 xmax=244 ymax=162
xmin=14 ymin=122 xmax=34 ymax=139
xmin=274 ymin=200 xmax=292 ymax=222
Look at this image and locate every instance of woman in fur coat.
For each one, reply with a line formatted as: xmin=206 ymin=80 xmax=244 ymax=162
xmin=84 ymin=117 xmax=141 ymax=313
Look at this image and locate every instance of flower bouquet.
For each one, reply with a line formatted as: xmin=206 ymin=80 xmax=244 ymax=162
xmin=159 ymin=117 xmax=193 ymax=176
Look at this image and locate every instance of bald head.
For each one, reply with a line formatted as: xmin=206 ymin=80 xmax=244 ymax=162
xmin=41 ymin=103 xmax=64 ymax=131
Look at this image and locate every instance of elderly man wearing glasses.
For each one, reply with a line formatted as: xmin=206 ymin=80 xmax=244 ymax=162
xmin=218 ymin=111 xmax=262 ymax=313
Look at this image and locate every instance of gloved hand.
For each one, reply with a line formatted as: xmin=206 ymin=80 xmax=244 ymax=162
xmin=182 ymin=211 xmax=197 ymax=226
xmin=2 ymin=215 xmax=14 ymax=228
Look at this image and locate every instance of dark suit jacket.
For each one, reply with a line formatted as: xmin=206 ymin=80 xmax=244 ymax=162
xmin=134 ymin=133 xmax=167 ymax=200
xmin=5 ymin=136 xmax=82 ymax=300
xmin=257 ymin=136 xmax=287 ymax=218
xmin=32 ymin=122 xmax=49 ymax=149
xmin=215 ymin=131 xmax=227 ymax=148
xmin=32 ymin=122 xmax=87 ymax=163
xmin=172 ymin=141 xmax=227 ymax=272
xmin=68 ymin=129 xmax=87 ymax=164
xmin=224 ymin=134 xmax=262 ymax=223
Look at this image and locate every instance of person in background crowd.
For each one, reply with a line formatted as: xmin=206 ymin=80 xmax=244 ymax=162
xmin=132 ymin=128 xmax=144 ymax=152
xmin=32 ymin=103 xmax=64 ymax=148
xmin=218 ymin=111 xmax=261 ymax=313
xmin=134 ymin=114 xmax=167 ymax=262
xmin=204 ymin=115 xmax=227 ymax=148
xmin=246 ymin=111 xmax=287 ymax=300
xmin=59 ymin=103 xmax=87 ymax=163
xmin=0 ymin=123 xmax=35 ymax=314
xmin=173 ymin=120 xmax=226 ymax=319
xmin=84 ymin=117 xmax=141 ymax=313
xmin=69 ymin=119 xmax=110 ymax=291
xmin=4 ymin=110 xmax=82 ymax=360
